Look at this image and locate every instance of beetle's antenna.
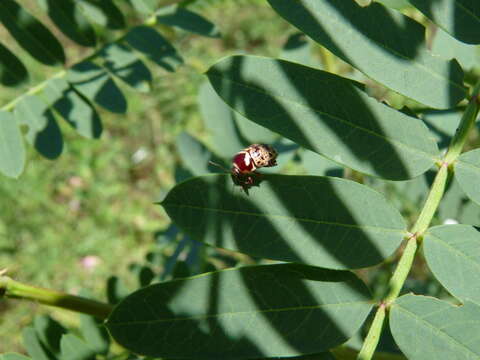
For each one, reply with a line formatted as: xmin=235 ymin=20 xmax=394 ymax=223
xmin=208 ymin=160 xmax=229 ymax=173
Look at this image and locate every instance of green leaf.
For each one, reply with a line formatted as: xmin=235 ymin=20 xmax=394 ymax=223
xmin=60 ymin=334 xmax=96 ymax=360
xmin=437 ymin=178 xmax=480 ymax=226
xmin=407 ymin=0 xmax=480 ymax=44
xmin=161 ymin=174 xmax=407 ymax=269
xmin=455 ymin=149 xmax=480 ymax=205
xmin=68 ymin=61 xmax=127 ymax=114
xmin=44 ymin=78 xmax=102 ymax=139
xmin=125 ymin=26 xmax=183 ymax=72
xmin=424 ymin=224 xmax=480 ymax=303
xmin=0 ymin=0 xmax=65 ymax=65
xmin=390 ymin=294 xmax=480 ymax=360
xmin=33 ymin=315 xmax=67 ymax=357
xmin=431 ymin=27 xmax=480 ymax=70
xmin=420 ymin=109 xmax=463 ymax=150
xmin=300 ymin=149 xmax=342 ymax=177
xmin=80 ymin=315 xmax=110 ymax=355
xmin=77 ymin=0 xmax=125 ymax=29
xmin=22 ymin=327 xmax=52 ymax=360
xmin=176 ymin=132 xmax=213 ymax=176
xmin=0 ymin=111 xmax=25 ymax=178
xmin=156 ymin=5 xmax=221 ymax=38
xmin=0 ymin=354 xmax=31 ymax=360
xmin=128 ymin=0 xmax=159 ymax=15
xmin=14 ymin=95 xmax=63 ymax=159
xmin=374 ymin=0 xmax=411 ymax=10
xmin=0 ymin=42 xmax=28 ymax=87
xmin=37 ymin=0 xmax=96 ymax=47
xmin=280 ymin=33 xmax=317 ymax=68
xmin=207 ymin=56 xmax=439 ymax=180
xmin=267 ymin=0 xmax=467 ymax=109
xmin=107 ymin=263 xmax=373 ymax=359
xmin=99 ymin=43 xmax=152 ymax=93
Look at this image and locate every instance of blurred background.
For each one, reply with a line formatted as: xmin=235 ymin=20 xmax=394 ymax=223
xmin=1 ymin=0 xmax=479 ymax=355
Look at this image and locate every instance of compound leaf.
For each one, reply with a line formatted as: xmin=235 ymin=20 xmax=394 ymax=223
xmin=0 ymin=111 xmax=25 ymax=178
xmin=0 ymin=42 xmax=28 ymax=87
xmin=161 ymin=174 xmax=407 ymax=269
xmin=207 ymin=55 xmax=439 ymax=180
xmin=455 ymin=149 xmax=480 ymax=206
xmin=107 ymin=263 xmax=372 ymax=359
xmin=156 ymin=6 xmax=221 ymax=38
xmin=268 ymin=0 xmax=467 ymax=109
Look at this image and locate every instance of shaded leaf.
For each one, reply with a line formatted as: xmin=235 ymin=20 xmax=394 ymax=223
xmin=125 ymin=26 xmax=183 ymax=72
xmin=0 ymin=42 xmax=28 ymax=87
xmin=408 ymin=0 xmax=480 ymax=44
xmin=420 ymin=108 xmax=462 ymax=150
xmin=455 ymin=149 xmax=480 ymax=205
xmin=207 ymin=56 xmax=439 ymax=180
xmin=14 ymin=95 xmax=63 ymax=159
xmin=156 ymin=5 xmax=221 ymax=38
xmin=176 ymin=132 xmax=213 ymax=176
xmin=44 ymin=78 xmax=102 ymax=139
xmin=77 ymin=0 xmax=125 ymax=29
xmin=0 ymin=111 xmax=25 ymax=178
xmin=99 ymin=43 xmax=152 ymax=93
xmin=431 ymin=27 xmax=480 ymax=71
xmin=437 ymin=178 xmax=480 ymax=226
xmin=80 ymin=315 xmax=110 ymax=355
xmin=22 ymin=327 xmax=53 ymax=360
xmin=0 ymin=0 xmax=65 ymax=65
xmin=33 ymin=315 xmax=67 ymax=357
xmin=68 ymin=61 xmax=127 ymax=114
xmin=106 ymin=276 xmax=130 ymax=305
xmin=300 ymin=149 xmax=342 ymax=177
xmin=37 ymin=0 xmax=96 ymax=47
xmin=280 ymin=33 xmax=317 ymax=67
xmin=268 ymin=0 xmax=467 ymax=109
xmin=424 ymin=224 xmax=480 ymax=303
xmin=390 ymin=294 xmax=480 ymax=360
xmin=107 ymin=263 xmax=373 ymax=359
xmin=161 ymin=174 xmax=406 ymax=269
xmin=60 ymin=334 xmax=96 ymax=360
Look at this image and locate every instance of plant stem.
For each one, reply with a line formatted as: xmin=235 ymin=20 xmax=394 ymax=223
xmin=356 ymin=80 xmax=480 ymax=360
xmin=0 ymin=276 xmax=113 ymax=320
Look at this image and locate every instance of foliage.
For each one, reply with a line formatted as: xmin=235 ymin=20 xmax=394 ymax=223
xmin=1 ymin=0 xmax=480 ymax=360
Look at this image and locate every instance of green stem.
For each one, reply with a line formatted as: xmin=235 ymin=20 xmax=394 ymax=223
xmin=0 ymin=276 xmax=113 ymax=320
xmin=357 ymin=80 xmax=480 ymax=360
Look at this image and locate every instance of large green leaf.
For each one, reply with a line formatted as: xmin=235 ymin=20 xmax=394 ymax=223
xmin=107 ymin=263 xmax=373 ymax=359
xmin=267 ymin=0 xmax=467 ymax=109
xmin=125 ymin=26 xmax=183 ymax=72
xmin=77 ymin=0 xmax=125 ymax=29
xmin=37 ymin=0 xmax=96 ymax=47
xmin=99 ymin=43 xmax=152 ymax=93
xmin=156 ymin=6 xmax=221 ymax=38
xmin=0 ymin=42 xmax=28 ymax=87
xmin=14 ymin=95 xmax=63 ymax=159
xmin=390 ymin=294 xmax=480 ymax=360
xmin=44 ymin=78 xmax=102 ymax=139
xmin=207 ymin=56 xmax=439 ymax=180
xmin=407 ymin=0 xmax=480 ymax=44
xmin=455 ymin=149 xmax=480 ymax=206
xmin=68 ymin=61 xmax=127 ymax=114
xmin=161 ymin=174 xmax=407 ymax=269
xmin=0 ymin=111 xmax=25 ymax=178
xmin=424 ymin=225 xmax=480 ymax=303
xmin=0 ymin=0 xmax=65 ymax=65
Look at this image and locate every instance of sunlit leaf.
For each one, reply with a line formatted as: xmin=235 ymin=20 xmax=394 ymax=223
xmin=161 ymin=174 xmax=407 ymax=269
xmin=0 ymin=0 xmax=65 ymax=65
xmin=44 ymin=78 xmax=102 ymax=139
xmin=80 ymin=315 xmax=110 ymax=355
xmin=407 ymin=0 xmax=480 ymax=44
xmin=390 ymin=294 xmax=480 ymax=360
xmin=107 ymin=263 xmax=373 ymax=359
xmin=424 ymin=224 xmax=480 ymax=304
xmin=431 ymin=27 xmax=480 ymax=70
xmin=455 ymin=149 xmax=480 ymax=205
xmin=280 ymin=33 xmax=317 ymax=67
xmin=128 ymin=0 xmax=159 ymax=15
xmin=0 ymin=42 xmax=28 ymax=87
xmin=0 ymin=354 xmax=31 ymax=360
xmin=99 ymin=43 xmax=152 ymax=93
xmin=77 ymin=0 xmax=125 ymax=29
xmin=0 ymin=111 xmax=25 ymax=178
xmin=207 ymin=56 xmax=439 ymax=180
xmin=68 ymin=61 xmax=127 ymax=114
xmin=37 ymin=0 xmax=96 ymax=47
xmin=268 ymin=0 xmax=467 ymax=109
xmin=125 ymin=26 xmax=183 ymax=72
xmin=60 ymin=334 xmax=96 ymax=360
xmin=156 ymin=5 xmax=221 ymax=38
xmin=14 ymin=95 xmax=63 ymax=159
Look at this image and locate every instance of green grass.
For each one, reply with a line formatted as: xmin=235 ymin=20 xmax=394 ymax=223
xmin=0 ymin=0 xmax=292 ymax=352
